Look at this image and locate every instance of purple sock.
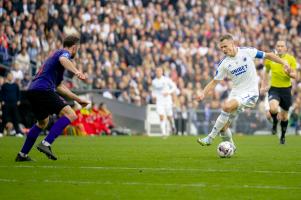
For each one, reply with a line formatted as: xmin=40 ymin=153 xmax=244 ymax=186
xmin=44 ymin=116 xmax=71 ymax=144
xmin=21 ymin=125 xmax=42 ymax=154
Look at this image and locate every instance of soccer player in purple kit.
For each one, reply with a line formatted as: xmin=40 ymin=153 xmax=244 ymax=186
xmin=15 ymin=35 xmax=89 ymax=161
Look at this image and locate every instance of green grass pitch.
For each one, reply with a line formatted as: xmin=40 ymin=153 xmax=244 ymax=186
xmin=0 ymin=135 xmax=301 ymax=200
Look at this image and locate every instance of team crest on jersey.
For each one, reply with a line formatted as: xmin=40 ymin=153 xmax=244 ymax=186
xmin=243 ymin=57 xmax=247 ymax=62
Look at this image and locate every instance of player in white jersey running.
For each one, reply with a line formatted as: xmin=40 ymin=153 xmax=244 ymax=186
xmin=152 ymin=67 xmax=177 ymax=136
xmin=197 ymin=34 xmax=290 ymax=148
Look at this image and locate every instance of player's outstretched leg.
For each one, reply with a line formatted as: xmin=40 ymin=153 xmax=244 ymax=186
xmin=197 ymin=111 xmax=230 ymax=146
xmin=15 ymin=124 xmax=44 ymax=162
xmin=36 ymin=106 xmax=76 ymax=160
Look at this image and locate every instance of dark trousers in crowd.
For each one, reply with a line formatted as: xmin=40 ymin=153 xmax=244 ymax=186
xmin=175 ymin=118 xmax=186 ymax=135
xmin=0 ymin=103 xmax=22 ymax=134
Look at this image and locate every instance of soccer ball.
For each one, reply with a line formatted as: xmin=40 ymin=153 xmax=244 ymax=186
xmin=217 ymin=141 xmax=235 ymax=158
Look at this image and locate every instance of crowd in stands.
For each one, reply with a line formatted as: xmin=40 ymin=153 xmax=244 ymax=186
xmin=0 ymin=0 xmax=301 ymax=134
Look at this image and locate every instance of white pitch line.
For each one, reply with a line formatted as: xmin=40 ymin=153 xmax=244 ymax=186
xmin=0 ymin=178 xmax=300 ymax=190
xmin=0 ymin=165 xmax=301 ymax=174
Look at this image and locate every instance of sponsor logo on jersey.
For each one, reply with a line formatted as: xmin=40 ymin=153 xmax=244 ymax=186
xmin=230 ymin=64 xmax=248 ymax=76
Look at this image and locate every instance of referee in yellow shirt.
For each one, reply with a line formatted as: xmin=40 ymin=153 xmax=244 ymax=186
xmin=262 ymin=40 xmax=297 ymax=144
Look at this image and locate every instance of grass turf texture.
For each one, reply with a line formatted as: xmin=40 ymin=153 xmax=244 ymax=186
xmin=0 ymin=135 xmax=301 ymax=200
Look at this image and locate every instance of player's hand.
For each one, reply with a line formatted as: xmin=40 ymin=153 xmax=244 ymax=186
xmin=77 ymin=99 xmax=90 ymax=108
xmin=196 ymin=92 xmax=205 ymax=101
xmin=283 ymin=64 xmax=292 ymax=76
xmin=75 ymin=72 xmax=87 ymax=80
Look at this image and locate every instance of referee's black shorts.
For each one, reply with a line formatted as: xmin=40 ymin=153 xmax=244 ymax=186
xmin=26 ymin=90 xmax=67 ymax=120
xmin=268 ymin=86 xmax=292 ymax=111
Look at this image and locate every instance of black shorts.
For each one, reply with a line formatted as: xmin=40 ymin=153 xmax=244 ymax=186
xmin=26 ymin=90 xmax=67 ymax=120
xmin=268 ymin=86 xmax=292 ymax=111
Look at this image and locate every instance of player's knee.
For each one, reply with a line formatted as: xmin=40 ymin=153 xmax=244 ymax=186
xmin=222 ymin=104 xmax=233 ymax=113
xmin=37 ymin=118 xmax=49 ymax=129
xmin=280 ymin=113 xmax=288 ymax=121
xmin=60 ymin=106 xmax=77 ymax=122
xmin=65 ymin=112 xmax=77 ymax=122
xmin=269 ymin=105 xmax=278 ymax=114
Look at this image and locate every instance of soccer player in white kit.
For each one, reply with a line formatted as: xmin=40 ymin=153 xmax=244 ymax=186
xmin=152 ymin=67 xmax=177 ymax=136
xmin=197 ymin=34 xmax=290 ymax=148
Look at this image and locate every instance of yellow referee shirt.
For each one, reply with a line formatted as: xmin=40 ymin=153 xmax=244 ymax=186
xmin=264 ymin=54 xmax=297 ymax=88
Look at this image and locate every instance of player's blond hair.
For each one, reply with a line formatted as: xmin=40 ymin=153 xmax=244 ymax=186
xmin=219 ymin=34 xmax=234 ymax=42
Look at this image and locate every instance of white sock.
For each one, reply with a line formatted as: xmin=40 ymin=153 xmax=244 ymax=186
xmin=221 ymin=128 xmax=234 ymax=144
xmin=209 ymin=111 xmax=230 ymax=139
xmin=19 ymin=152 xmax=26 ymax=157
xmin=160 ymin=120 xmax=166 ymax=136
xmin=42 ymin=140 xmax=51 ymax=146
xmin=166 ymin=120 xmax=171 ymax=136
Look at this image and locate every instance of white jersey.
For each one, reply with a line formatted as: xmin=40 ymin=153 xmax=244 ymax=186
xmin=214 ymin=47 xmax=265 ymax=95
xmin=152 ymin=76 xmax=176 ymax=105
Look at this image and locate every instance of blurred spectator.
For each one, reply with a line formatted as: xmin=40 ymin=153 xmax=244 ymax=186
xmin=0 ymin=24 xmax=9 ymax=64
xmin=0 ymin=72 xmax=23 ymax=137
xmin=15 ymin=47 xmax=30 ymax=73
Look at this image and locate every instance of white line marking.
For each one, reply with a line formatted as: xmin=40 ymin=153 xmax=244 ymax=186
xmin=0 ymin=165 xmax=300 ymax=174
xmin=0 ymin=178 xmax=300 ymax=190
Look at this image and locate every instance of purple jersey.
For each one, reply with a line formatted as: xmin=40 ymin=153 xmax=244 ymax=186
xmin=29 ymin=49 xmax=71 ymax=91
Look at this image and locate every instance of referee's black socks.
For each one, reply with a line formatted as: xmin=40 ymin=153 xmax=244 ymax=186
xmin=280 ymin=120 xmax=288 ymax=139
xmin=270 ymin=112 xmax=278 ymax=131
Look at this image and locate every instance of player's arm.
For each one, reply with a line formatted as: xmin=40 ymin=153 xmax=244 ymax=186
xmin=260 ymin=60 xmax=271 ymax=94
xmin=284 ymin=56 xmax=297 ymax=79
xmin=56 ymin=83 xmax=89 ymax=107
xmin=264 ymin=52 xmax=287 ymax=65
xmin=196 ymin=79 xmax=219 ymax=101
xmin=196 ymin=59 xmax=225 ymax=101
xmin=150 ymin=81 xmax=157 ymax=102
xmin=166 ymin=79 xmax=177 ymax=95
xmin=59 ymin=57 xmax=86 ymax=80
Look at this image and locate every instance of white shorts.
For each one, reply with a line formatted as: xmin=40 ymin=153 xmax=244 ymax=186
xmin=228 ymin=92 xmax=259 ymax=112
xmin=156 ymin=104 xmax=173 ymax=117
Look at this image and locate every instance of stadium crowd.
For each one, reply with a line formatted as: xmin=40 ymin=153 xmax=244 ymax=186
xmin=0 ymin=0 xmax=301 ymax=134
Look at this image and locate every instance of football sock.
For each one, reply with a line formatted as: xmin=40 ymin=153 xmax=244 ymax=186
xmin=280 ymin=120 xmax=288 ymax=139
xmin=20 ymin=125 xmax=42 ymax=154
xmin=166 ymin=120 xmax=170 ymax=136
xmin=209 ymin=111 xmax=230 ymax=139
xmin=160 ymin=120 xmax=166 ymax=136
xmin=270 ymin=112 xmax=278 ymax=130
xmin=44 ymin=116 xmax=71 ymax=145
xmin=221 ymin=128 xmax=234 ymax=144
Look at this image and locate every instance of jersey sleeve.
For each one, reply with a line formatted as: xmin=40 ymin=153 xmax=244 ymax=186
xmin=60 ymin=51 xmax=71 ymax=60
xmin=243 ymin=47 xmax=265 ymax=59
xmin=214 ymin=60 xmax=227 ymax=80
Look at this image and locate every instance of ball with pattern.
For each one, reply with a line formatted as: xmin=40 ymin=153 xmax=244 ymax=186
xmin=217 ymin=141 xmax=234 ymax=158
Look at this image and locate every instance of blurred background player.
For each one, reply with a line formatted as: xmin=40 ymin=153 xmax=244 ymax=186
xmin=15 ymin=35 xmax=89 ymax=161
xmin=197 ymin=34 xmax=290 ymax=148
xmin=152 ymin=67 xmax=177 ymax=137
xmin=261 ymin=40 xmax=297 ymax=144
